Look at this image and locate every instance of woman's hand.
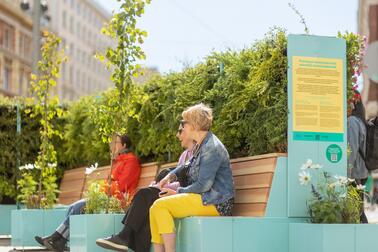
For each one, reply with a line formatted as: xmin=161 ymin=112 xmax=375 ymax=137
xmin=159 ymin=188 xmax=177 ymax=198
xmin=159 ymin=175 xmax=170 ymax=188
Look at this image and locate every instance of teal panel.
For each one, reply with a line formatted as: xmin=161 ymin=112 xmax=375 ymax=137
xmin=293 ymin=132 xmax=343 ymax=142
xmin=265 ymin=157 xmax=287 ymax=217
xmin=11 ymin=209 xmax=44 ymax=247
xmin=355 ymin=224 xmax=378 ymax=252
xmin=233 ymin=217 xmax=292 ymax=252
xmin=43 ymin=209 xmax=67 ymax=237
xmin=0 ymin=204 xmax=17 ymax=235
xmin=176 ymin=217 xmax=233 ymax=252
xmin=70 ymin=214 xmax=117 ymax=252
xmin=287 ymin=34 xmax=347 ymax=217
xmin=114 ymin=214 xmax=125 ymax=234
xmin=289 ymin=223 xmax=354 ymax=252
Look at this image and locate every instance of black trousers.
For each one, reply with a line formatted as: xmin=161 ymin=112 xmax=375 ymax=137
xmin=118 ymin=187 xmax=160 ymax=252
xmin=355 ymin=178 xmax=368 ymax=224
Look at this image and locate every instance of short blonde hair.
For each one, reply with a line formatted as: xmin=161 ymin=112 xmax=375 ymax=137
xmin=182 ymin=103 xmax=213 ymax=131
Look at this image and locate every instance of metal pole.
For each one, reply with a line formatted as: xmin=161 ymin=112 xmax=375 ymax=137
xmin=16 ymin=104 xmax=22 ymax=209
xmin=31 ymin=0 xmax=41 ymax=76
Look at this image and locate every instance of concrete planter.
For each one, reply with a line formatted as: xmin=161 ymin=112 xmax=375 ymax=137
xmin=11 ymin=208 xmax=67 ymax=247
xmin=0 ymin=204 xmax=17 ymax=236
xmin=289 ymin=223 xmax=378 ymax=252
xmin=70 ymin=214 xmax=124 ymax=252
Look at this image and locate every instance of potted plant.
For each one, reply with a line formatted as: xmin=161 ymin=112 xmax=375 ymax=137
xmin=11 ymin=32 xmax=67 ymax=248
xmin=70 ymin=169 xmax=129 ymax=252
xmin=289 ymin=159 xmax=378 ymax=252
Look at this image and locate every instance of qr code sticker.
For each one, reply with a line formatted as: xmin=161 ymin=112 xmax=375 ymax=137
xmin=331 ymin=154 xmax=337 ymax=162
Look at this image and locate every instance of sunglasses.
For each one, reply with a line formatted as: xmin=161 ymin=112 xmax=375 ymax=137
xmin=180 ymin=120 xmax=188 ymax=127
xmin=177 ymin=128 xmax=183 ymax=135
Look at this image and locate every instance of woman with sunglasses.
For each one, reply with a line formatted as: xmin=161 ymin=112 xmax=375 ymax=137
xmin=96 ymin=125 xmax=195 ymax=252
xmin=151 ymin=103 xmax=235 ymax=252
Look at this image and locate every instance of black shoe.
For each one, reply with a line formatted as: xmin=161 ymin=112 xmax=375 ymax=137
xmin=35 ymin=232 xmax=57 ymax=247
xmin=43 ymin=232 xmax=67 ymax=252
xmin=96 ymin=235 xmax=128 ymax=251
xmin=35 ymin=235 xmax=47 ymax=247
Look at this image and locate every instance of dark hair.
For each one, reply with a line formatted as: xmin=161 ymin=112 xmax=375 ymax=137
xmin=351 ymin=91 xmax=366 ymax=123
xmin=117 ymin=134 xmax=132 ymax=148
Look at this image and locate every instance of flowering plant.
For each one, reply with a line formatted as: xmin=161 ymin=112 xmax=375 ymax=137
xmin=84 ymin=180 xmax=128 ymax=214
xmin=299 ymin=159 xmax=363 ymax=223
xmin=83 ymin=163 xmax=129 ymax=214
xmin=17 ymin=163 xmax=58 ymax=209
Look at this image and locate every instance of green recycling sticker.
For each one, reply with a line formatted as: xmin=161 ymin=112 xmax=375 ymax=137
xmin=326 ymin=144 xmax=342 ymax=163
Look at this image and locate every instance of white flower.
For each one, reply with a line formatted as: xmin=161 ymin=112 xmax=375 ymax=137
xmin=19 ymin=165 xmax=26 ymax=170
xmin=299 ymin=171 xmax=311 ymax=186
xmin=26 ymin=163 xmax=34 ymax=170
xmin=334 ymin=175 xmax=348 ymax=186
xmin=301 ymin=159 xmax=313 ymax=170
xmin=85 ymin=163 xmax=98 ymax=175
xmin=339 ymin=192 xmax=347 ymax=198
xmin=310 ymin=163 xmax=323 ymax=169
xmin=48 ymin=163 xmax=57 ymax=168
xmin=356 ymin=184 xmax=366 ymax=190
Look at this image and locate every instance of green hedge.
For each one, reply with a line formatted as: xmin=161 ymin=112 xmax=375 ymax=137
xmin=0 ymin=29 xmax=362 ymax=202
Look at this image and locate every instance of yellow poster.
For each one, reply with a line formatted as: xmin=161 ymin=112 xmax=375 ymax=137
xmin=292 ymin=56 xmax=344 ymax=133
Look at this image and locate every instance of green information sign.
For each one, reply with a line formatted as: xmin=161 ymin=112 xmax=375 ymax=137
xmin=326 ymin=144 xmax=343 ymax=163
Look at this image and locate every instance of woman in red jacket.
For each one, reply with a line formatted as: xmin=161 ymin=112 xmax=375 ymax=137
xmin=35 ymin=134 xmax=141 ymax=252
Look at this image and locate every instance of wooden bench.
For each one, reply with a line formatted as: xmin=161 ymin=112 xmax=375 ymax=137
xmin=58 ymin=153 xmax=287 ymax=218
xmin=58 ymin=162 xmax=159 ymax=205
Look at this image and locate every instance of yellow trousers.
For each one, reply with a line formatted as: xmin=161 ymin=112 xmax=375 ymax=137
xmin=149 ymin=193 xmax=219 ymax=244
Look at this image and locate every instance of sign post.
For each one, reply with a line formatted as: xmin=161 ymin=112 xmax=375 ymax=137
xmin=287 ymin=35 xmax=347 ymax=217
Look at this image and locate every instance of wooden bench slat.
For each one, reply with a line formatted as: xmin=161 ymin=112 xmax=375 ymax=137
xmin=234 ymin=188 xmax=270 ymax=204
xmin=232 ymin=203 xmax=266 ymax=217
xmin=232 ymin=158 xmax=277 ymax=176
xmin=234 ymin=173 xmax=273 ymax=189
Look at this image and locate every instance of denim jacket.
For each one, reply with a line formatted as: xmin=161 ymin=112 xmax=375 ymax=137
xmin=170 ymin=131 xmax=235 ymax=205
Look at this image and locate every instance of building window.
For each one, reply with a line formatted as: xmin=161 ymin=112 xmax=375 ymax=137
xmin=70 ymin=16 xmax=74 ymax=34
xmin=76 ymin=70 xmax=80 ymax=89
xmin=70 ymin=43 xmax=74 ymax=57
xmin=3 ymin=59 xmax=12 ymax=90
xmin=76 ymin=22 xmax=80 ymax=38
xmin=62 ymin=62 xmax=66 ymax=81
xmin=69 ymin=65 xmax=74 ymax=83
xmin=1 ymin=23 xmax=15 ymax=51
xmin=19 ymin=68 xmax=24 ymax=95
xmin=62 ymin=11 xmax=67 ymax=29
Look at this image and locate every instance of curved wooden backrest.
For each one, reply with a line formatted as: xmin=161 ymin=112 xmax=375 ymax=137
xmin=58 ymin=167 xmax=86 ymax=205
xmin=231 ymin=153 xmax=287 ymax=217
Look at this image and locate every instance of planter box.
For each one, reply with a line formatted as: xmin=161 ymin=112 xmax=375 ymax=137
xmin=11 ymin=208 xmax=67 ymax=247
xmin=70 ymin=214 xmax=125 ymax=252
xmin=289 ymin=223 xmax=378 ymax=252
xmin=0 ymin=204 xmax=17 ymax=236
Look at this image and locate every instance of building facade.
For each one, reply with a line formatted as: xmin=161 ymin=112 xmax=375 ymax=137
xmin=0 ymin=0 xmax=33 ymax=97
xmin=49 ymin=0 xmax=114 ymax=100
xmin=358 ymin=0 xmax=378 ymax=117
xmin=0 ymin=0 xmax=114 ymax=100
